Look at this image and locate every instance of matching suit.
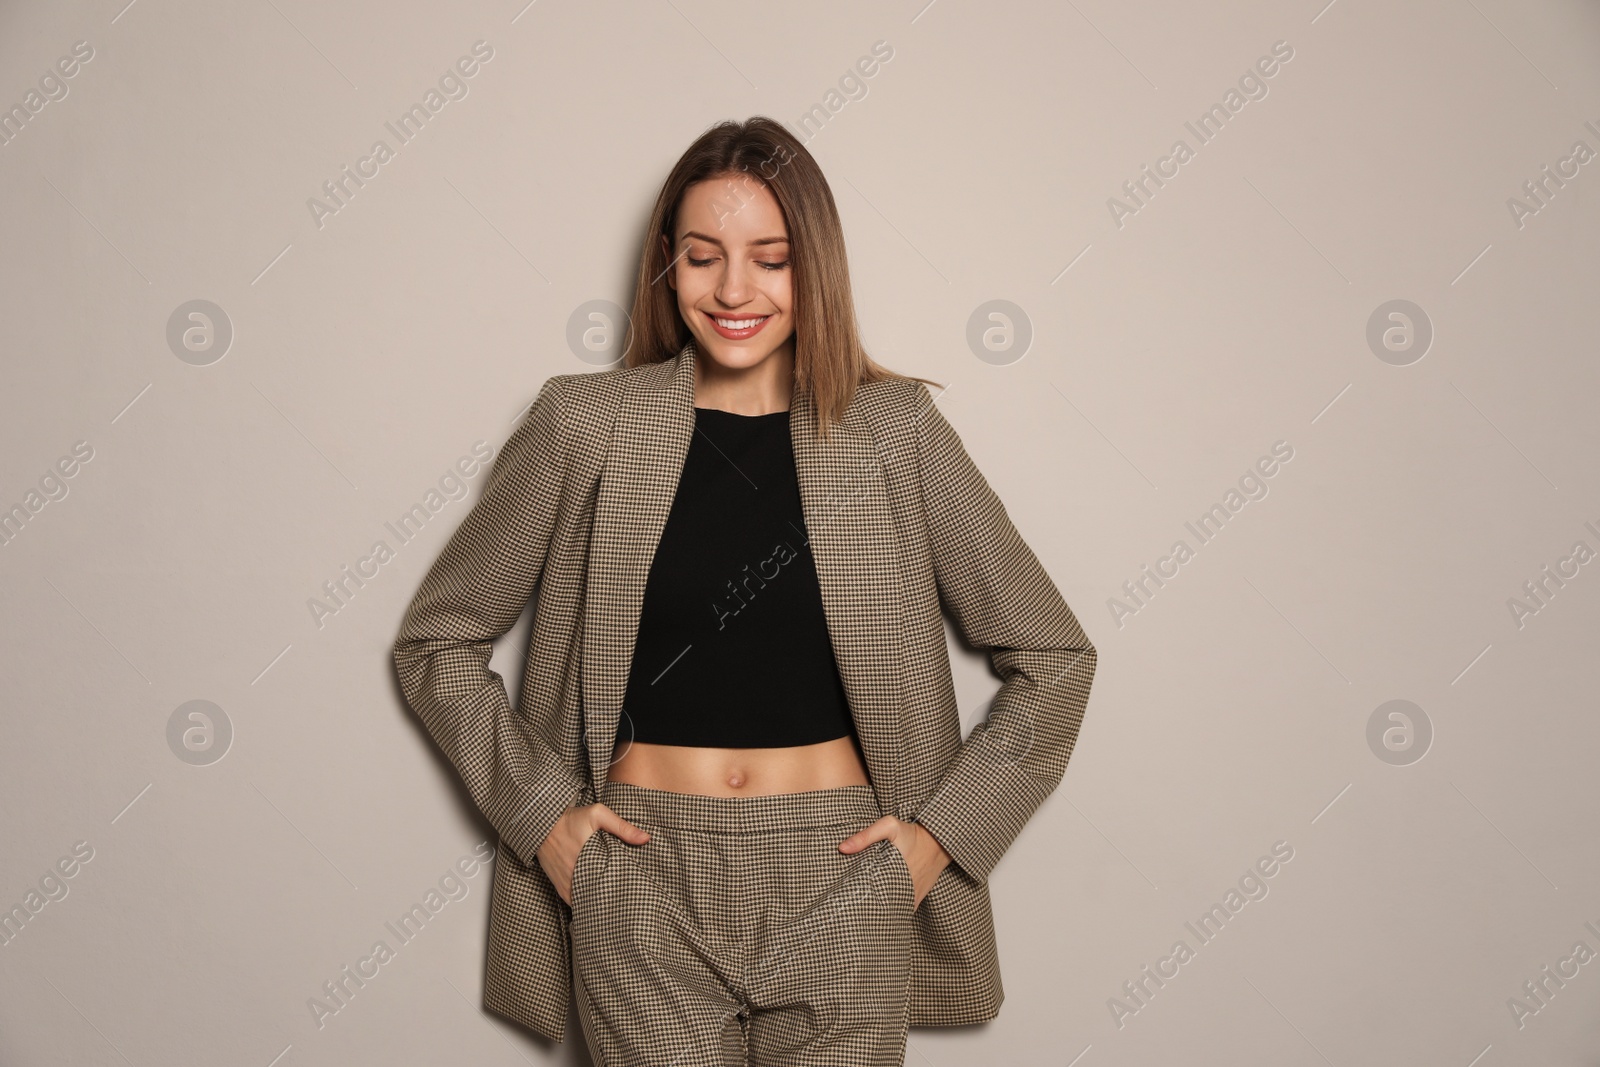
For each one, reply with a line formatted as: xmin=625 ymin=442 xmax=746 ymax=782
xmin=391 ymin=341 xmax=1098 ymax=1053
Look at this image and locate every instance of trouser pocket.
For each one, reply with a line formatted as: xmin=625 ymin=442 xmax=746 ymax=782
xmin=569 ymin=829 xmax=608 ymax=916
xmin=873 ymin=838 xmax=916 ymax=919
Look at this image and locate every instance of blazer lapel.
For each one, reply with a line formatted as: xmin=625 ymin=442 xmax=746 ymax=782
xmin=583 ymin=341 xmax=905 ymax=811
xmin=789 ymin=372 xmax=906 ymax=811
xmin=583 ymin=345 xmax=696 ymax=785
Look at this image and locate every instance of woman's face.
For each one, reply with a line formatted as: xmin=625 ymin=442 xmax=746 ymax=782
xmin=662 ymin=174 xmax=795 ymax=376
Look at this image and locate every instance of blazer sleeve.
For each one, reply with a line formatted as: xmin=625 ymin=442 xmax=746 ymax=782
xmin=391 ymin=376 xmax=587 ymax=871
xmin=906 ymin=384 xmax=1098 ymax=885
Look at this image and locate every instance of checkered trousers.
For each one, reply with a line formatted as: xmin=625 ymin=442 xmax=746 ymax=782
xmin=569 ymin=780 xmax=915 ymax=1067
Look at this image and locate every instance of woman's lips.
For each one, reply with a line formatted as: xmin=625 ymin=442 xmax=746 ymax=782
xmin=703 ymin=311 xmax=772 ymax=340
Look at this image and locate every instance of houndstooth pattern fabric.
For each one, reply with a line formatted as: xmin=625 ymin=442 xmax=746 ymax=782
xmin=391 ymin=341 xmax=1098 ymax=1042
xmin=570 ymin=781 xmax=914 ymax=1066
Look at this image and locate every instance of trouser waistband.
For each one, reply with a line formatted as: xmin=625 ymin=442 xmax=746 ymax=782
xmin=598 ymin=779 xmax=883 ymax=835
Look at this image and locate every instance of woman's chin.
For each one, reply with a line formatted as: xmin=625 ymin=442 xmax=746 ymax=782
xmin=693 ymin=336 xmax=788 ymax=373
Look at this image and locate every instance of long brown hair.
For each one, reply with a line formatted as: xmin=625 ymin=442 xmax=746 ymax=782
xmin=623 ymin=116 xmax=939 ymax=439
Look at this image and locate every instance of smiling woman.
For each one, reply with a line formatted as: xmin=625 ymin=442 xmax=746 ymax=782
xmin=662 ymin=181 xmax=798 ymax=409
xmin=622 ymin=118 xmax=912 ymax=433
xmin=392 ymin=116 xmax=1098 ymax=1065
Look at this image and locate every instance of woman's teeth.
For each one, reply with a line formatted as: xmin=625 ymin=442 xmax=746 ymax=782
xmin=713 ymin=315 xmax=768 ymax=329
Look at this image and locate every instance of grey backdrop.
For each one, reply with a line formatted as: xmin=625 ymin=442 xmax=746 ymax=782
xmin=3 ymin=0 xmax=1599 ymax=1064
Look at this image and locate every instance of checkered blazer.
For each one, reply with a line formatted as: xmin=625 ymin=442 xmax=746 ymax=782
xmin=392 ymin=341 xmax=1097 ymax=1042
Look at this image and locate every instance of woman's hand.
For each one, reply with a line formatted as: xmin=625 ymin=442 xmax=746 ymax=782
xmin=537 ymin=803 xmax=651 ymax=906
xmin=838 ymin=816 xmax=952 ymax=911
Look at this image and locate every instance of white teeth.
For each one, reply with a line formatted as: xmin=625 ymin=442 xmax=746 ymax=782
xmin=713 ymin=315 xmax=768 ymax=329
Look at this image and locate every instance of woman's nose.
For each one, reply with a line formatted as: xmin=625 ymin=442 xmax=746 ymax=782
xmin=717 ymin=261 xmax=752 ymax=305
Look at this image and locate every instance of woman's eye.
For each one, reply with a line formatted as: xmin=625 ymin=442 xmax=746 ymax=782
xmin=683 ymin=255 xmax=787 ymax=270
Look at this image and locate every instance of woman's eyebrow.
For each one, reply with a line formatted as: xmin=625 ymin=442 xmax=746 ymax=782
xmin=679 ymin=230 xmax=791 ymax=247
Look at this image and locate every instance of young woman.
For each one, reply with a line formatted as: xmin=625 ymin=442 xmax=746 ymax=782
xmin=393 ymin=117 xmax=1097 ymax=1066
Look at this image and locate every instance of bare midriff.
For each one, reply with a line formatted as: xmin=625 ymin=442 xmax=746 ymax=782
xmin=606 ymin=735 xmax=870 ymax=796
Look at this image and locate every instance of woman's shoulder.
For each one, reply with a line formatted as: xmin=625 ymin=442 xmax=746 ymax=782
xmin=546 ymin=359 xmax=663 ymax=408
xmin=848 ymin=374 xmax=942 ymax=441
xmin=530 ymin=361 xmax=670 ymax=442
xmin=848 ymin=373 xmax=932 ymax=416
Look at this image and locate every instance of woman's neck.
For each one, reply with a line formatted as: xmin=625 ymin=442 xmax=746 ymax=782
xmin=692 ymin=344 xmax=795 ymax=415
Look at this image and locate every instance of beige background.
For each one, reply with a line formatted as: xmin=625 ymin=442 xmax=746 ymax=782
xmin=3 ymin=0 xmax=1599 ymax=1064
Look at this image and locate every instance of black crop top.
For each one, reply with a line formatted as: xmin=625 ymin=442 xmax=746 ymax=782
xmin=619 ymin=406 xmax=857 ymax=748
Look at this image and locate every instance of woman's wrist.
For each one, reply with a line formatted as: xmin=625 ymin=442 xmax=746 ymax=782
xmin=915 ymin=822 xmax=953 ymax=870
